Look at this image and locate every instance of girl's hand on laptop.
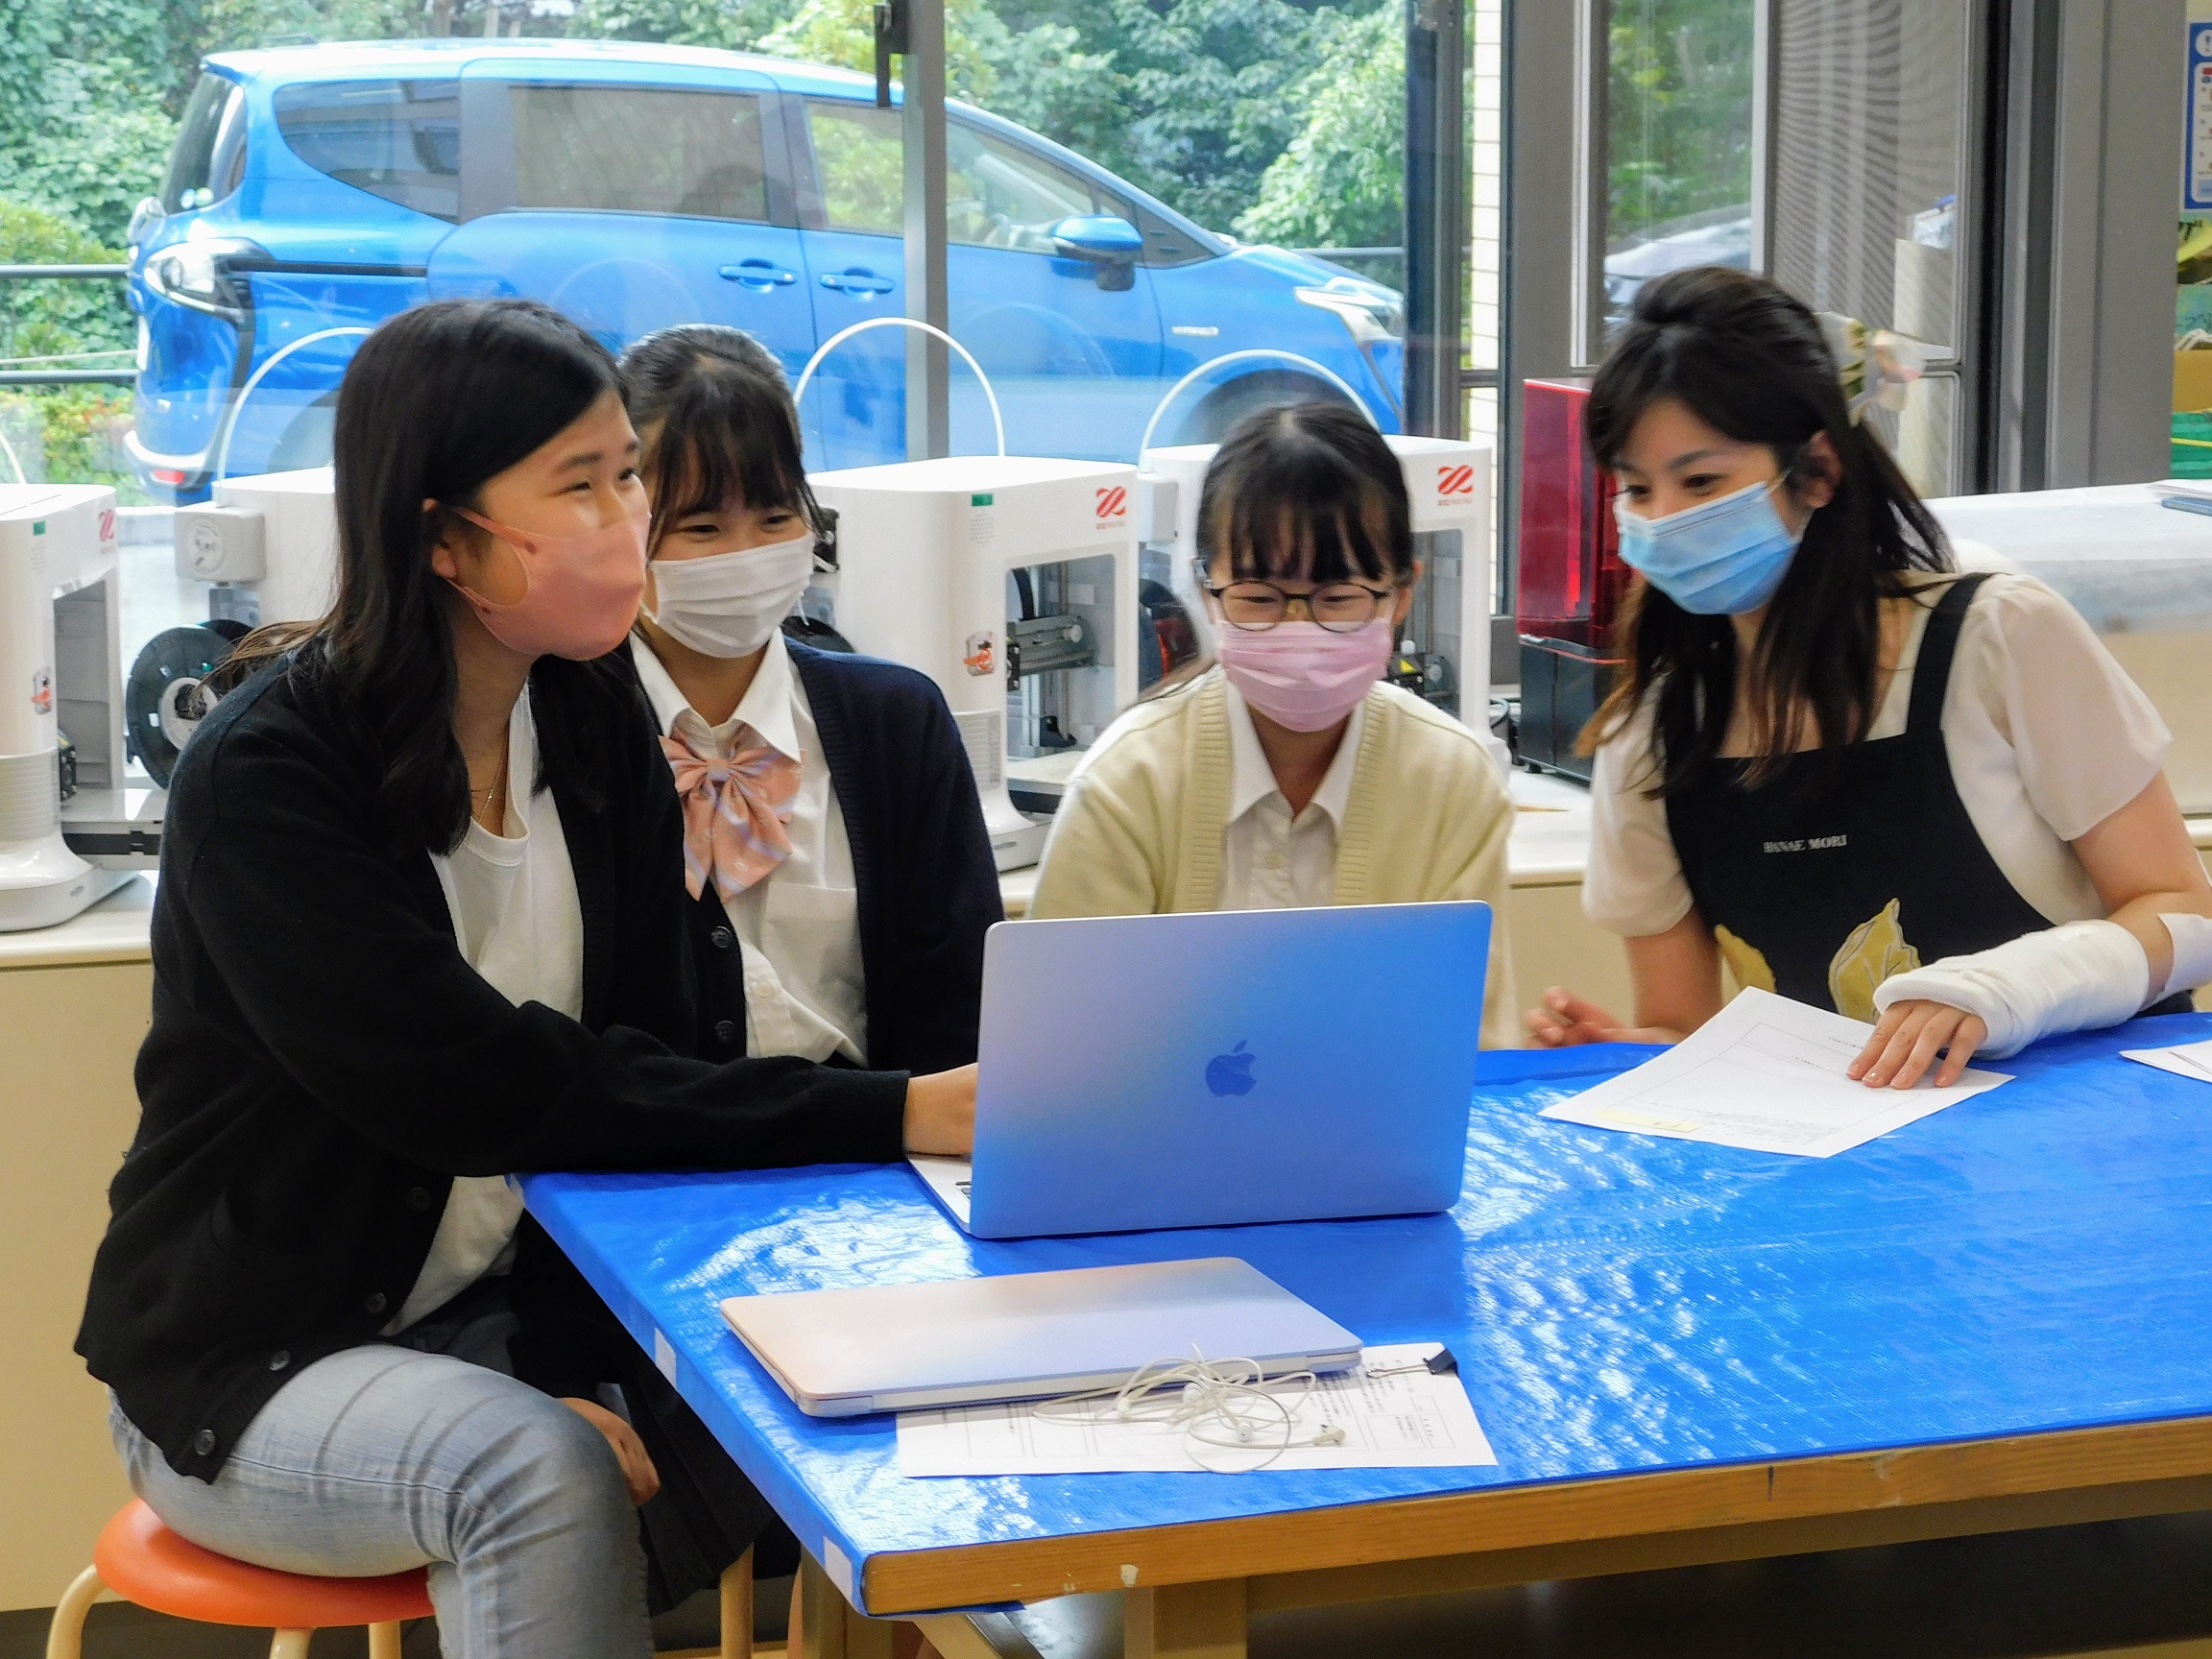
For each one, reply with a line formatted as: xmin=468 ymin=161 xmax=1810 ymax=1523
xmin=903 ymin=1064 xmax=977 ymax=1157
xmin=1526 ymin=988 xmax=1685 ymax=1048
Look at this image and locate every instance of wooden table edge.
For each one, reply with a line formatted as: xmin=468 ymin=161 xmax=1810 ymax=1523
xmin=856 ymin=1409 xmax=2212 ymax=1615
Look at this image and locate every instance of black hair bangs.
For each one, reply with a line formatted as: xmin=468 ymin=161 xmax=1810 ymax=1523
xmin=1197 ymin=402 xmax=1413 ymax=587
xmin=644 ymin=363 xmax=819 ymax=549
xmin=1584 ymin=314 xmax=1837 ymax=478
xmin=1217 ymin=494 xmax=1397 ymax=586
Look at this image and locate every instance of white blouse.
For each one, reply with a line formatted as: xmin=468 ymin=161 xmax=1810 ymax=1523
xmin=394 ymin=689 xmax=585 ymax=1334
xmin=1584 ymin=573 xmax=2172 ymax=939
xmin=1216 ymin=683 xmax=1368 ymax=911
xmin=630 ymin=634 xmax=867 ymax=1065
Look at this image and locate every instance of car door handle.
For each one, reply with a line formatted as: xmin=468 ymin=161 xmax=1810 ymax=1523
xmin=819 ymin=270 xmax=895 ymax=296
xmin=720 ymin=259 xmax=797 ymax=289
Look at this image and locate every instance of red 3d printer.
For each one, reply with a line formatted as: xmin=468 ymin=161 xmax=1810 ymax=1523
xmin=1516 ymin=377 xmax=1629 ymax=781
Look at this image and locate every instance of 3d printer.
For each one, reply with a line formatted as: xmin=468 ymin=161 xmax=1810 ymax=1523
xmin=0 ymin=485 xmax=133 ymax=929
xmin=1515 ymin=377 xmax=1628 ymax=781
xmin=805 ymin=455 xmax=1141 ymax=870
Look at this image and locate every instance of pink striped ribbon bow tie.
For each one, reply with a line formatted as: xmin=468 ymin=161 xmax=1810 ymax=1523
xmin=660 ymin=725 xmax=801 ymax=900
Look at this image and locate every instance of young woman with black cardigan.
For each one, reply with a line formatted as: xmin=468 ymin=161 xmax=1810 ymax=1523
xmin=72 ymin=299 xmax=974 ymax=1659
xmin=587 ymin=325 xmax=1001 ymax=1625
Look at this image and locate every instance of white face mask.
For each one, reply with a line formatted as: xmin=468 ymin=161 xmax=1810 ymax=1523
xmin=642 ymin=530 xmax=816 ymax=659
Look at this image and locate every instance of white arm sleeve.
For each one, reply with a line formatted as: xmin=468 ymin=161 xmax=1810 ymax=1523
xmin=1582 ymin=700 xmax=1695 ymax=938
xmin=1973 ymin=577 xmax=2169 ymax=842
xmin=2161 ymin=913 xmax=2212 ymax=1001
xmin=1871 ymin=919 xmax=2151 ymax=1059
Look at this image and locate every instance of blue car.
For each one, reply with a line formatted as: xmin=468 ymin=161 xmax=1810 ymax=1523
xmin=125 ymin=38 xmax=1406 ymax=500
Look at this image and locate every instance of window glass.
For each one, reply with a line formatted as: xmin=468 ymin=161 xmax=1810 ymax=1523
xmin=1600 ymin=0 xmax=1756 ymax=338
xmin=1767 ymin=0 xmax=1967 ymax=494
xmin=808 ymin=102 xmax=904 ymax=234
xmin=1123 ymin=202 xmax=1213 ymax=269
xmin=23 ymin=5 xmax=1467 ymax=787
xmin=511 ymin=85 xmax=768 ymax=222
xmin=1768 ymin=0 xmax=1964 ymax=351
xmin=809 ymin=100 xmax=1207 ymax=267
xmin=275 ymin=80 xmax=462 ymax=222
xmin=944 ymin=125 xmax=1096 ymax=252
xmin=161 ymin=74 xmax=249 ymax=214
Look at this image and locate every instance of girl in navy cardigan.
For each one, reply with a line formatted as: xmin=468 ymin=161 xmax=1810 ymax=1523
xmin=78 ymin=301 xmax=975 ymax=1659
xmin=609 ymin=325 xmax=1001 ymax=1624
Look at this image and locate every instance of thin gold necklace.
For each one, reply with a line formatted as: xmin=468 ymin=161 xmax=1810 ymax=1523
xmin=472 ymin=750 xmax=508 ymax=827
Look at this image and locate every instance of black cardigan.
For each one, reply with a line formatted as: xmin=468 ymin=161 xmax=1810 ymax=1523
xmin=77 ymin=647 xmax=909 ymax=1481
xmin=680 ymin=639 xmax=1002 ymax=1075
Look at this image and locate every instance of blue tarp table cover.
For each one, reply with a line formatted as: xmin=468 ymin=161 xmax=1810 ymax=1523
xmin=521 ymin=1016 xmax=2212 ymax=1614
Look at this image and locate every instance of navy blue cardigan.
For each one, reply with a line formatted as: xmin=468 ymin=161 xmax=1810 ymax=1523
xmin=79 ymin=645 xmax=914 ymax=1479
xmin=679 ymin=639 xmax=1002 ymax=1074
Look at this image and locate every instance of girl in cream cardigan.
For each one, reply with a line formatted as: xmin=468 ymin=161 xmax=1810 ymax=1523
xmin=1029 ymin=402 xmax=1518 ymax=1046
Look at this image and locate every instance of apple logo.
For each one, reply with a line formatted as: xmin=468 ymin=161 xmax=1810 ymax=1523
xmin=1206 ymin=1040 xmax=1257 ymax=1097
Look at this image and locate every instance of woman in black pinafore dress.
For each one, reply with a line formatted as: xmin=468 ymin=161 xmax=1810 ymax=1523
xmin=1527 ymin=268 xmax=2212 ymax=1086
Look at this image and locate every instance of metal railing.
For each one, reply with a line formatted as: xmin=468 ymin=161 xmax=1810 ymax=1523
xmin=0 ymin=263 xmax=134 ymax=387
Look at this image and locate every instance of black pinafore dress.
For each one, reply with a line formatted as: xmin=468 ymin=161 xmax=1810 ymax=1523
xmin=1663 ymin=574 xmax=2179 ymax=1022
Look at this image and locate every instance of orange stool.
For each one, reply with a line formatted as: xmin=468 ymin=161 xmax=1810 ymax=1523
xmin=46 ymin=1500 xmax=434 ymax=1659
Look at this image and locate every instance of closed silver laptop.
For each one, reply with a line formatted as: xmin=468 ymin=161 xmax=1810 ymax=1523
xmin=914 ymin=902 xmax=1492 ymax=1238
xmin=720 ymin=1257 xmax=1361 ymax=1416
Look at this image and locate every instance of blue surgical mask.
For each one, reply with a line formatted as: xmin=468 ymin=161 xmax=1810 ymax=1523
xmin=1612 ymin=477 xmax=1806 ymax=615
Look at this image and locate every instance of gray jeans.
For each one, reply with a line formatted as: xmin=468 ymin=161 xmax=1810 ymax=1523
xmin=110 ymin=1336 xmax=652 ymax=1659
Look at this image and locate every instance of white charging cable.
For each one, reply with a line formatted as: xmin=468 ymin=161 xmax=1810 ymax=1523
xmin=1032 ymin=1349 xmax=1346 ymax=1473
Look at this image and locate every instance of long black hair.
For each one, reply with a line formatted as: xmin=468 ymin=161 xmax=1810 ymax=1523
xmin=1583 ymin=266 xmax=1952 ymax=793
xmin=617 ymin=325 xmax=821 ymax=552
xmin=1197 ymin=401 xmax=1414 ymax=585
xmin=218 ymin=298 xmax=628 ymax=852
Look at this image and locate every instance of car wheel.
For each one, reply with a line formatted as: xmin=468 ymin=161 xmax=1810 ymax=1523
xmin=1177 ymin=369 xmax=1357 ymax=445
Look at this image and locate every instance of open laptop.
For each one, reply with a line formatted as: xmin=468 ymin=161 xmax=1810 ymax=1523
xmin=721 ymin=1257 xmax=1362 ymax=1416
xmin=911 ymin=901 xmax=1492 ymax=1238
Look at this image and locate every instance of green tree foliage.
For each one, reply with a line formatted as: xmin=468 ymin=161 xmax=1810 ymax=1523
xmin=758 ymin=0 xmax=1010 ymax=103
xmin=1235 ymin=5 xmax=1402 ymax=249
xmin=1 ymin=59 xmax=179 ymax=246
xmin=0 ymin=0 xmax=180 ymax=244
xmin=1066 ymin=0 xmax=1368 ymax=234
xmin=0 ymin=201 xmax=136 ymax=493
xmin=565 ymin=0 xmax=800 ymax=49
xmin=186 ymin=0 xmax=435 ymax=60
xmin=0 ymin=202 xmax=132 ymax=363
xmin=1605 ymin=0 xmax=1753 ymax=243
xmin=0 ymin=0 xmax=451 ymax=246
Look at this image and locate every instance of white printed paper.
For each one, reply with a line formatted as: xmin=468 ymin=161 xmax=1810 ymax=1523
xmin=1540 ymin=987 xmax=2009 ymax=1158
xmin=2121 ymin=1037 xmax=2212 ymax=1084
xmin=895 ymin=1345 xmax=1496 ymax=1477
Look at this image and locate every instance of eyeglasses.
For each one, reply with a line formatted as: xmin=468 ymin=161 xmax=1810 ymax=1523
xmin=1194 ymin=562 xmax=1398 ymax=634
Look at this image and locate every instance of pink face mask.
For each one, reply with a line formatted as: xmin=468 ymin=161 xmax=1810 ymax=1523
xmin=444 ymin=507 xmax=649 ymax=661
xmin=1214 ymin=619 xmax=1394 ymax=733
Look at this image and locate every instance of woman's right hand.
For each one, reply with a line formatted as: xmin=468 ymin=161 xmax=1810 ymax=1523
xmin=1526 ymin=987 xmax=1683 ymax=1047
xmin=561 ymin=1397 xmax=661 ymax=1507
xmin=903 ymin=1064 xmax=976 ymax=1156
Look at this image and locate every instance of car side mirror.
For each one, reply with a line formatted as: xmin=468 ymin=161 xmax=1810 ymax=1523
xmin=1049 ymin=215 xmax=1143 ymax=291
xmin=127 ymin=195 xmax=164 ymax=248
